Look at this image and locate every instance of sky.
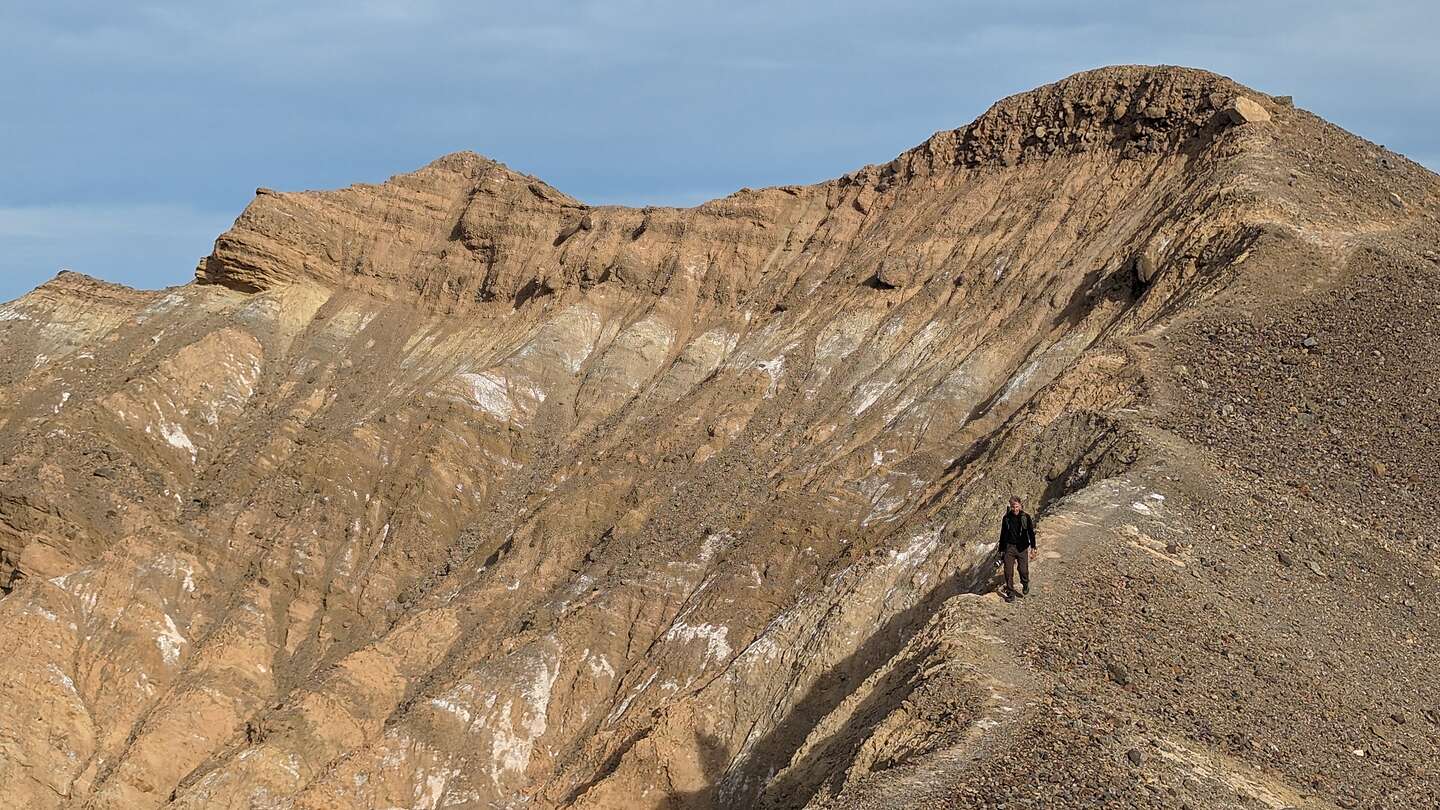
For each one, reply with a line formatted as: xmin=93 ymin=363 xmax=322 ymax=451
xmin=3 ymin=1 xmax=1437 ymax=302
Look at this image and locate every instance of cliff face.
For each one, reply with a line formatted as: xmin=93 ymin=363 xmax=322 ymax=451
xmin=1 ymin=66 xmax=1438 ymax=810
xmin=194 ymin=66 xmax=1262 ymax=309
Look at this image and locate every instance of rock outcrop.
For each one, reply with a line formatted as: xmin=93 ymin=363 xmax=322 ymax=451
xmin=1223 ymin=95 xmax=1272 ymax=125
xmin=1 ymin=65 xmax=1437 ymax=809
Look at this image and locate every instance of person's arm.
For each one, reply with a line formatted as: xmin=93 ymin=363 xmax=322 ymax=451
xmin=1027 ymin=515 xmax=1037 ymax=554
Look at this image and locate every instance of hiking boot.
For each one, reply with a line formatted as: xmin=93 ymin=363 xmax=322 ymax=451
xmin=1022 ymin=582 xmax=1030 ymax=596
xmin=1002 ymin=590 xmax=1015 ymax=603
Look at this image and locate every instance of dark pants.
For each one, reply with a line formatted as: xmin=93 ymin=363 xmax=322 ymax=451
xmin=1003 ymin=546 xmax=1030 ymax=594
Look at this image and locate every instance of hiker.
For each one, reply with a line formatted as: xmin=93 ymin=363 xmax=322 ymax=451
xmin=998 ymin=495 xmax=1036 ymax=601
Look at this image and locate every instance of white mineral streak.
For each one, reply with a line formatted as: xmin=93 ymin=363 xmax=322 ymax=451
xmin=459 ymin=371 xmax=514 ymax=421
xmin=156 ymin=613 xmax=187 ymax=665
xmin=486 ymin=651 xmax=560 ymax=785
xmin=664 ymin=621 xmax=733 ymax=662
xmin=160 ymin=422 xmax=198 ymax=461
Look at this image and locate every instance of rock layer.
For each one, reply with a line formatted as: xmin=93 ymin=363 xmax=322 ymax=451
xmin=1 ymin=65 xmax=1437 ymax=809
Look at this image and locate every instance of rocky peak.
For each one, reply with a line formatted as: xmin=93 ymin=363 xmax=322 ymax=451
xmin=887 ymin=65 xmax=1279 ymax=183
xmin=24 ymin=269 xmax=155 ymax=305
xmin=2 ymin=65 xmax=1438 ymax=810
xmin=194 ymin=66 xmax=1291 ymax=313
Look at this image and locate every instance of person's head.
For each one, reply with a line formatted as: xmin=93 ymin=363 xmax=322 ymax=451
xmin=1009 ymin=496 xmax=1022 ymax=514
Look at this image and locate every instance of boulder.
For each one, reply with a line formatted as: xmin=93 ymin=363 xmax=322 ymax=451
xmin=874 ymin=257 xmax=915 ymax=289
xmin=1223 ymin=97 xmax=1271 ymax=125
xmin=1133 ymin=240 xmax=1166 ymax=284
xmin=1134 ymin=254 xmax=1159 ymax=284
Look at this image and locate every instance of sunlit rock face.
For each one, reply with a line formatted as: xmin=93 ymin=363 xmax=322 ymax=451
xmin=2 ymin=65 xmax=1438 ymax=810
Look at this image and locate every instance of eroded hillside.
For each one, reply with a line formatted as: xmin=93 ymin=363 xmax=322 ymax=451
xmin=1 ymin=65 xmax=1437 ymax=809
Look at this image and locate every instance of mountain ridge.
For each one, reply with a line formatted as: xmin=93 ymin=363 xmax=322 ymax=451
xmin=192 ymin=65 xmax=1292 ymax=308
xmin=0 ymin=64 xmax=1436 ymax=809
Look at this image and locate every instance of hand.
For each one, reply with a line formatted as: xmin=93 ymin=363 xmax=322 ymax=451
xmin=1029 ymin=549 xmax=1038 ymax=561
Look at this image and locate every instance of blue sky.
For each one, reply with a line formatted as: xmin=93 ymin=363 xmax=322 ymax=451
xmin=3 ymin=1 xmax=1437 ymax=302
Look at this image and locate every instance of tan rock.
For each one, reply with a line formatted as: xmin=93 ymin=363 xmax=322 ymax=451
xmin=1134 ymin=253 xmax=1160 ymax=284
xmin=1133 ymin=237 xmax=1168 ymax=284
xmin=874 ymin=260 xmax=913 ymax=289
xmin=1223 ymin=96 xmax=1272 ymax=125
xmin=0 ymin=64 xmax=1432 ymax=810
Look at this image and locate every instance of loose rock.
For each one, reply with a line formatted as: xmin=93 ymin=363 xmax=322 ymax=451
xmin=1223 ymin=96 xmax=1272 ymax=125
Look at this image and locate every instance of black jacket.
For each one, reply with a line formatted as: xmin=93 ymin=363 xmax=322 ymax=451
xmin=999 ymin=510 xmax=1036 ymax=550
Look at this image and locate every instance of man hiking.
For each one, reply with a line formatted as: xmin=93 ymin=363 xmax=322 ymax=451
xmin=998 ymin=496 xmax=1036 ymax=602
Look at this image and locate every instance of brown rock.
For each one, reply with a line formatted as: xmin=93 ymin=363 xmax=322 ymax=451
xmin=1223 ymin=96 xmax=1272 ymax=125
xmin=1134 ymin=253 xmax=1160 ymax=284
xmin=874 ymin=261 xmax=913 ymax=289
xmin=0 ymin=64 xmax=1435 ymax=810
xmin=1133 ymin=238 xmax=1166 ymax=284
